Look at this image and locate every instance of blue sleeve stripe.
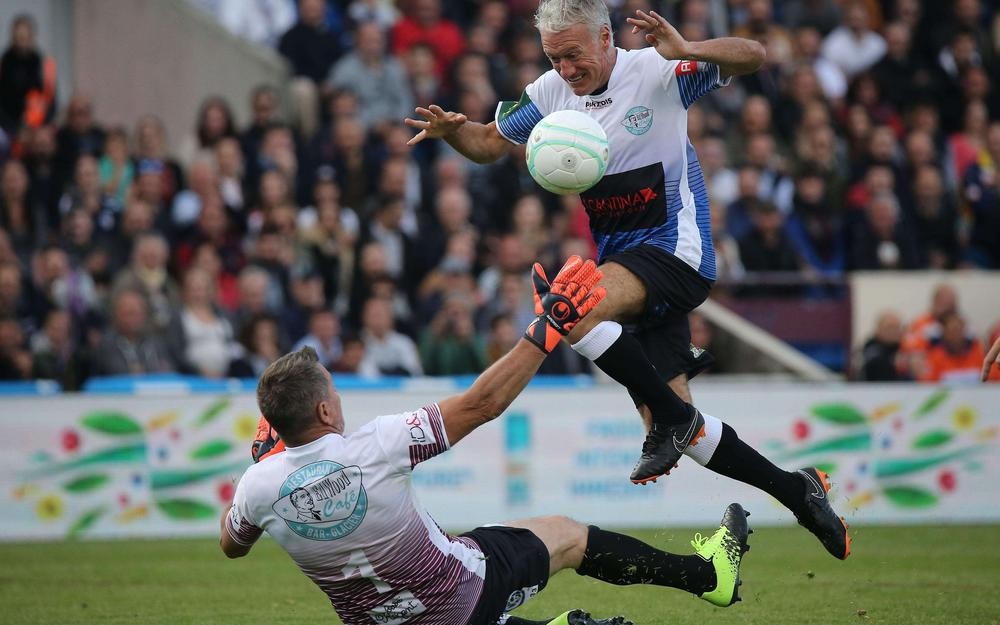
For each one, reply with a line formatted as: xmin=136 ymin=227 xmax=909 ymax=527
xmin=496 ymin=101 xmax=544 ymax=144
xmin=678 ymin=63 xmax=722 ymax=109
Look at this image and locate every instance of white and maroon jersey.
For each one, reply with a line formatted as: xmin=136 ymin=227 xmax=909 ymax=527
xmin=226 ymin=403 xmax=486 ymax=625
xmin=496 ymin=47 xmax=730 ymax=280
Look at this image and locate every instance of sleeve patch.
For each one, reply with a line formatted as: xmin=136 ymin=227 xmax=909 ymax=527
xmin=676 ymin=60 xmax=698 ymax=76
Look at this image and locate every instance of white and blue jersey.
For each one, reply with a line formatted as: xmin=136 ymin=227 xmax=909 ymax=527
xmin=495 ymin=47 xmax=729 ymax=281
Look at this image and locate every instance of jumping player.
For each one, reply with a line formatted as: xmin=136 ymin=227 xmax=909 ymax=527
xmin=404 ymin=0 xmax=850 ymax=560
xmin=222 ymin=257 xmax=752 ymax=625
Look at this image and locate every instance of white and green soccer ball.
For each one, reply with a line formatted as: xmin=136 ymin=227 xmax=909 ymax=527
xmin=526 ymin=109 xmax=609 ymax=195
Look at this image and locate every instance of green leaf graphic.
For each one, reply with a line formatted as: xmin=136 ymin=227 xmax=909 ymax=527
xmin=882 ymin=486 xmax=937 ymax=508
xmin=914 ymin=389 xmax=949 ymax=418
xmin=195 ymin=397 xmax=231 ymax=427
xmin=156 ymin=498 xmax=216 ymax=520
xmin=874 ymin=446 xmax=984 ymax=478
xmin=25 ymin=443 xmax=147 ymax=478
xmin=813 ymin=462 xmax=838 ymax=475
xmin=912 ymin=430 xmax=953 ymax=449
xmin=63 ymin=474 xmax=109 ymax=493
xmin=780 ymin=432 xmax=871 ymax=460
xmin=151 ymin=462 xmax=245 ymax=489
xmin=810 ymin=403 xmax=867 ymax=425
xmin=189 ymin=440 xmax=233 ymax=460
xmin=67 ymin=507 xmax=106 ymax=539
xmin=81 ymin=412 xmax=142 ymax=435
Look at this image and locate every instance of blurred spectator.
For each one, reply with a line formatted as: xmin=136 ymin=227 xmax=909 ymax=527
xmin=420 ymin=293 xmax=485 ymax=375
xmin=793 ymin=26 xmax=846 ymax=102
xmin=899 ymin=283 xmax=957 ymax=371
xmin=94 ymin=289 xmax=175 ymax=376
xmin=108 ymin=197 xmax=154 ymax=272
xmin=279 ymin=0 xmax=345 ymax=138
xmin=0 ymin=14 xmax=54 ymax=133
xmin=871 ymin=22 xmax=928 ymax=111
xmin=419 ymin=186 xmax=473 ymax=271
xmin=709 ymin=202 xmax=744 ymax=285
xmin=300 ymin=177 xmax=357 ymax=310
xmin=847 ymin=193 xmax=920 ymax=270
xmin=281 ymin=269 xmax=327 ymax=343
xmin=821 ymin=0 xmax=886 ymax=79
xmin=177 ymin=96 xmax=236 ymax=170
xmin=58 ymin=153 xmax=118 ymax=235
xmin=784 ymin=165 xmax=845 ymax=277
xmin=858 ymin=310 xmax=907 ymax=381
xmin=233 ymin=266 xmax=277 ymax=335
xmin=171 ymin=156 xmax=218 ymax=228
xmin=215 ymin=137 xmax=247 ymax=215
xmin=403 ymin=42 xmax=440 ymax=105
xmin=293 ymin=308 xmax=342 ymax=370
xmin=167 ymin=267 xmax=236 ymax=378
xmin=228 ymin=313 xmax=283 ymax=378
xmin=0 ymin=315 xmax=31 ymax=379
xmin=329 ymin=22 xmax=413 ymax=132
xmin=0 ymin=261 xmax=38 ymax=334
xmin=962 ymin=121 xmax=1000 ymax=268
xmin=484 ymin=312 xmax=517 ymax=366
xmin=239 ymin=85 xmax=281 ymax=174
xmin=347 ymin=0 xmax=399 ymax=31
xmin=54 ymin=94 xmax=105 ymax=186
xmin=908 ymin=165 xmax=958 ymax=269
xmin=733 ymin=0 xmax=794 ymax=66
xmin=22 ymin=124 xmax=61 ymax=226
xmin=310 ymin=116 xmax=378 ymax=211
xmin=189 ymin=242 xmax=240 ymax=313
xmin=948 ymin=99 xmax=989 ymax=182
xmin=1 ymin=159 xmax=45 ymax=266
xmin=737 ymin=200 xmax=801 ymax=297
xmin=37 ymin=245 xmax=98 ymax=324
xmin=134 ymin=115 xmax=184 ymax=203
xmin=919 ymin=311 xmax=986 ymax=383
xmin=112 ymin=233 xmax=179 ymax=332
xmin=391 ymin=0 xmax=465 ymax=81
xmin=359 ymin=296 xmax=422 ymax=376
xmin=98 ymin=126 xmax=134 ymax=205
xmin=31 ymin=309 xmax=82 ymax=389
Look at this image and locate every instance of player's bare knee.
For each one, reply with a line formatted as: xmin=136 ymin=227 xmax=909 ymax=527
xmin=668 ymin=374 xmax=691 ymax=403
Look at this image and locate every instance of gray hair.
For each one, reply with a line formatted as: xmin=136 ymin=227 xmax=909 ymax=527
xmin=256 ymin=346 xmax=331 ymax=439
xmin=535 ymin=0 xmax=614 ymax=45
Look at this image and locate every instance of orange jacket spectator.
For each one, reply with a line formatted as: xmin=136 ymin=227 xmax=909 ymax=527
xmin=919 ymin=312 xmax=985 ymax=383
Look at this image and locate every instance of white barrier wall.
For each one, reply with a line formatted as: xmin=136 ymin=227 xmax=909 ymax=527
xmin=2 ymin=384 xmax=998 ymax=541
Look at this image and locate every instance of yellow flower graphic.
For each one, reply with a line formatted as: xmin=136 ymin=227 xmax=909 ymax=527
xmin=148 ymin=411 xmax=179 ymax=431
xmin=870 ymin=402 xmax=902 ymax=421
xmin=234 ymin=413 xmax=258 ymax=441
xmin=13 ymin=483 xmax=40 ymax=500
xmin=37 ymin=494 xmax=64 ymax=520
xmin=951 ymin=406 xmax=977 ymax=431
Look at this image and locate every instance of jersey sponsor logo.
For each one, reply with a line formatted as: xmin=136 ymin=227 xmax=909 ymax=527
xmin=676 ymin=60 xmax=698 ymax=75
xmin=273 ymin=460 xmax=368 ymax=540
xmin=585 ymin=96 xmax=613 ymax=109
xmin=366 ymin=590 xmax=427 ymax=625
xmin=621 ymin=105 xmax=654 ymax=135
xmin=406 ymin=413 xmax=427 ymax=443
xmin=580 ymin=163 xmax=668 ymax=237
xmin=581 ymin=186 xmax=658 ymax=217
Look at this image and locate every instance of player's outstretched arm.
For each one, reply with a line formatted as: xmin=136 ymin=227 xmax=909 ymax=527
xmin=627 ymin=9 xmax=765 ymax=78
xmin=219 ymin=504 xmax=254 ymax=558
xmin=439 ymin=256 xmax=606 ymax=444
xmin=404 ymin=104 xmax=511 ymax=164
xmin=982 ymin=335 xmax=1000 ymax=382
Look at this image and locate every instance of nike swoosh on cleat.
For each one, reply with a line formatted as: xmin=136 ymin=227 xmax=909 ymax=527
xmin=802 ymin=471 xmax=826 ymax=500
xmin=672 ymin=417 xmax=699 ymax=452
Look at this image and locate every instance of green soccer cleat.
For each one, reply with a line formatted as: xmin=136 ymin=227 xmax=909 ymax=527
xmin=690 ymin=503 xmax=752 ymax=607
xmin=546 ymin=610 xmax=633 ymax=625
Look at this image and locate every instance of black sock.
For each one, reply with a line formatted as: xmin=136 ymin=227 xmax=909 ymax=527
xmin=575 ymin=525 xmax=715 ymax=595
xmin=592 ymin=332 xmax=690 ymax=426
xmin=500 ymin=618 xmax=550 ymax=625
xmin=706 ymin=423 xmax=806 ymax=514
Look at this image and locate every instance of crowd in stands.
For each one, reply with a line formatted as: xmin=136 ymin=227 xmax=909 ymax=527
xmin=0 ymin=0 xmax=998 ymax=388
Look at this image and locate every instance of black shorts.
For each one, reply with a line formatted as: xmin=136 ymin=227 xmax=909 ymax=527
xmin=604 ymin=244 xmax=716 ymax=387
xmin=461 ymin=525 xmax=550 ymax=625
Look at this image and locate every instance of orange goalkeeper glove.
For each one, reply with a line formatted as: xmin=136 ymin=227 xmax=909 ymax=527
xmin=251 ymin=415 xmax=285 ymax=462
xmin=524 ymin=255 xmax=606 ymax=353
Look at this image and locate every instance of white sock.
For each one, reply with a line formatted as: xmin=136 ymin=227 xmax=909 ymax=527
xmin=570 ymin=320 xmax=622 ymax=360
xmin=684 ymin=412 xmax=723 ymax=466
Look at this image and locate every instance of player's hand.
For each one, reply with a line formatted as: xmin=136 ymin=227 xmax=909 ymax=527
xmin=524 ymin=255 xmax=606 ymax=353
xmin=404 ymin=105 xmax=468 ymax=145
xmin=626 ymin=9 xmax=691 ymax=60
xmin=251 ymin=415 xmax=283 ymax=462
xmin=982 ymin=336 xmax=1000 ymax=382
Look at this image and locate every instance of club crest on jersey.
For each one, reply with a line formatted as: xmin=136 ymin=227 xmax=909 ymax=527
xmin=621 ymin=106 xmax=653 ymax=135
xmin=273 ymin=460 xmax=368 ymax=540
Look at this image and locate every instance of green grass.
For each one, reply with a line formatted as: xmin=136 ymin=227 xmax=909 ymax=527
xmin=2 ymin=526 xmax=999 ymax=625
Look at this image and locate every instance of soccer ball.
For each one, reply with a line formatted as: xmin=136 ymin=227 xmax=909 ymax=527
xmin=526 ymin=109 xmax=609 ymax=195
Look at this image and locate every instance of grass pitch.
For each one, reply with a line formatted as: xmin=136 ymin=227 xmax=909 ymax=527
xmin=2 ymin=525 xmax=998 ymax=625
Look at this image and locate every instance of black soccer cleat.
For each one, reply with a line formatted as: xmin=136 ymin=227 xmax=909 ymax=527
xmin=565 ymin=610 xmax=634 ymax=625
xmin=630 ymin=406 xmax=706 ymax=484
xmin=794 ymin=467 xmax=851 ymax=560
